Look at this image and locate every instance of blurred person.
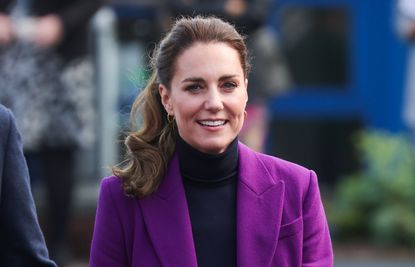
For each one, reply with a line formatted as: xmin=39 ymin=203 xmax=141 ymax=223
xmin=0 ymin=104 xmax=56 ymax=267
xmin=90 ymin=16 xmax=333 ymax=267
xmin=396 ymin=0 xmax=415 ymax=134
xmin=0 ymin=0 xmax=105 ymax=264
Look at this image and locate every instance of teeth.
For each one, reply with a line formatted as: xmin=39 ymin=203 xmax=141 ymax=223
xmin=199 ymin=120 xmax=225 ymax=126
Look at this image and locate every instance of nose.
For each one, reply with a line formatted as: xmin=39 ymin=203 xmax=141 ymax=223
xmin=204 ymin=87 xmax=224 ymax=112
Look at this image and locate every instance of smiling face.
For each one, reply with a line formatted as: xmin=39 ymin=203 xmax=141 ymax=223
xmin=159 ymin=42 xmax=248 ymax=154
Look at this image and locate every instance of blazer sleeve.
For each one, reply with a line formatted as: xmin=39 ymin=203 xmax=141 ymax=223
xmin=90 ymin=178 xmax=129 ymax=267
xmin=302 ymin=170 xmax=333 ymax=267
xmin=0 ymin=107 xmax=56 ymax=267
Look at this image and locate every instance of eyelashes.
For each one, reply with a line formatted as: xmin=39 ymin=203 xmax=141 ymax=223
xmin=223 ymin=82 xmax=237 ymax=89
xmin=185 ymin=83 xmax=203 ymax=92
xmin=184 ymin=81 xmax=238 ymax=93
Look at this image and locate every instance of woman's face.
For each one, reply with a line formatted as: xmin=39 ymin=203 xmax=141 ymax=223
xmin=160 ymin=42 xmax=248 ymax=154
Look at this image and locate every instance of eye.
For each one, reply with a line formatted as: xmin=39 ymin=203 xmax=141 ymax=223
xmin=222 ymin=81 xmax=237 ymax=91
xmin=185 ymin=83 xmax=203 ymax=93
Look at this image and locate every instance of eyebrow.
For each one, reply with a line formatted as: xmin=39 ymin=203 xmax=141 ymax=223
xmin=181 ymin=75 xmax=239 ymax=83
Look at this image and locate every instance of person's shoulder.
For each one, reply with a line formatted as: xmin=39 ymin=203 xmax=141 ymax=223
xmin=97 ymin=175 xmax=141 ymax=222
xmin=256 ymin=151 xmax=310 ymax=178
xmin=240 ymin=143 xmax=313 ymax=192
xmin=0 ymin=104 xmax=12 ymax=130
xmin=256 ymin=150 xmax=317 ymax=199
xmin=0 ymin=104 xmax=9 ymax=114
xmin=240 ymin=142 xmax=310 ymax=177
xmin=101 ymin=175 xmax=122 ymax=187
xmin=100 ymin=175 xmax=124 ymax=194
xmin=99 ymin=175 xmax=135 ymax=203
xmin=0 ymin=105 xmax=13 ymax=145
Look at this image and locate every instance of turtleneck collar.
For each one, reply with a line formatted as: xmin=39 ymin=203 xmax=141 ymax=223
xmin=176 ymin=135 xmax=239 ymax=183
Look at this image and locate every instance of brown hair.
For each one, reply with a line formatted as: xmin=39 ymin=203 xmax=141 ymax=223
xmin=113 ymin=16 xmax=251 ymax=197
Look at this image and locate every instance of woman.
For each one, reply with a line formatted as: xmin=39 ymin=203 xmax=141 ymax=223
xmin=90 ymin=16 xmax=333 ymax=267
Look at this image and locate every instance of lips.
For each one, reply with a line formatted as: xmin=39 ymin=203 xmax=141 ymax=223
xmin=197 ymin=120 xmax=227 ymax=127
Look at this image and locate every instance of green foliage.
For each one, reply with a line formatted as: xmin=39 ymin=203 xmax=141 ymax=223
xmin=329 ymin=130 xmax=415 ymax=247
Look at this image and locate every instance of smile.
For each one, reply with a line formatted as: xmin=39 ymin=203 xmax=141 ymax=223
xmin=197 ymin=120 xmax=227 ymax=127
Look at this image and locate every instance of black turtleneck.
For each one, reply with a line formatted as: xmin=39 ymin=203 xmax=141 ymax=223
xmin=176 ymin=136 xmax=238 ymax=267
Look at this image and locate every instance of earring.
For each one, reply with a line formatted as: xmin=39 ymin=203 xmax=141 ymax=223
xmin=167 ymin=113 xmax=174 ymax=123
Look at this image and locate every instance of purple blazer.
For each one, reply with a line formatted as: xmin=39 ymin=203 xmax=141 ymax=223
xmin=90 ymin=142 xmax=333 ymax=267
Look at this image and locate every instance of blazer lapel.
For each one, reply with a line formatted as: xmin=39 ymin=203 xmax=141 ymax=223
xmin=139 ymin=152 xmax=198 ymax=267
xmin=236 ymin=143 xmax=285 ymax=267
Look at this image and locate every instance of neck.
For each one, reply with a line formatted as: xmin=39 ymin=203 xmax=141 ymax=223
xmin=176 ymin=136 xmax=239 ymax=182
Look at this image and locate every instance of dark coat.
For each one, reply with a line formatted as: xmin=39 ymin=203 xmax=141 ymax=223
xmin=0 ymin=104 xmax=56 ymax=267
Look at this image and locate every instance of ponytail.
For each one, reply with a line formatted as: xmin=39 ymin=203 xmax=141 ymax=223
xmin=112 ymin=72 xmax=176 ymax=197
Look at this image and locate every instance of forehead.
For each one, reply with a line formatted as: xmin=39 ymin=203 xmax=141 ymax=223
xmin=172 ymin=42 xmax=244 ymax=81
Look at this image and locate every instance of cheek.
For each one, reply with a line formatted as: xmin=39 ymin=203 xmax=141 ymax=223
xmin=172 ymin=100 xmax=197 ymax=124
xmin=230 ymin=97 xmax=248 ymax=117
xmin=236 ymin=96 xmax=248 ymax=125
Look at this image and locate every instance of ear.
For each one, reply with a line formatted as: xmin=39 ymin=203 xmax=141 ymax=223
xmin=159 ymin=84 xmax=174 ymax=115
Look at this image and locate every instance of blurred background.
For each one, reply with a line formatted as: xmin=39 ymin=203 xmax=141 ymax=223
xmin=1 ymin=0 xmax=415 ymax=266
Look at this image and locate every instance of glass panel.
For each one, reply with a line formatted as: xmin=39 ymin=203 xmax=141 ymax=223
xmin=279 ymin=7 xmax=350 ymax=88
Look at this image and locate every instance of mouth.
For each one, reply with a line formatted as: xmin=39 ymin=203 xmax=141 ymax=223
xmin=197 ymin=120 xmax=227 ymax=127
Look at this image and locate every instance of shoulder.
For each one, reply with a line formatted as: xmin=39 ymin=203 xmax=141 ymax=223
xmin=239 ymin=142 xmax=315 ymax=197
xmin=258 ymin=151 xmax=311 ymax=181
xmin=101 ymin=175 xmax=122 ymax=188
xmin=98 ymin=175 xmax=137 ymax=211
xmin=95 ymin=175 xmax=141 ymax=234
xmin=0 ymin=105 xmax=16 ymax=158
xmin=99 ymin=175 xmax=129 ymax=200
xmin=260 ymin=152 xmax=313 ymax=193
xmin=0 ymin=104 xmax=12 ymax=138
xmin=0 ymin=104 xmax=11 ymax=120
